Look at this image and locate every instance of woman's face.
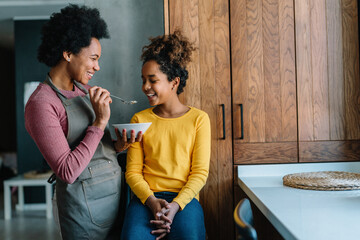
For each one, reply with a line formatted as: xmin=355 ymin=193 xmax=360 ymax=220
xmin=141 ymin=60 xmax=175 ymax=106
xmin=67 ymin=38 xmax=102 ymax=85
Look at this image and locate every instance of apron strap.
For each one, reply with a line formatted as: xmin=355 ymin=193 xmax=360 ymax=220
xmin=44 ymin=74 xmax=89 ymax=101
xmin=73 ymin=80 xmax=89 ymax=94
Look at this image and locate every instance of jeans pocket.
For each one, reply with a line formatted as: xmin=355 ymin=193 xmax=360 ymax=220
xmin=82 ymin=170 xmax=121 ymax=227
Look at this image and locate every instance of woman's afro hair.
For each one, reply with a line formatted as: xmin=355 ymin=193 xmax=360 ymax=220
xmin=38 ymin=4 xmax=109 ymax=67
xmin=141 ymin=30 xmax=195 ymax=95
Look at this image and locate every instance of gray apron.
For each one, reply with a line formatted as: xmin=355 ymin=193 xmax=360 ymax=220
xmin=45 ymin=76 xmax=122 ymax=240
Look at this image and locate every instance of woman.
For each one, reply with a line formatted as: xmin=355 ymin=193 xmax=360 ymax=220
xmin=121 ymin=30 xmax=210 ymax=240
xmin=25 ymin=4 xmax=139 ymax=239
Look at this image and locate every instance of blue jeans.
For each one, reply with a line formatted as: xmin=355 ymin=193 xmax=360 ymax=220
xmin=121 ymin=192 xmax=206 ymax=240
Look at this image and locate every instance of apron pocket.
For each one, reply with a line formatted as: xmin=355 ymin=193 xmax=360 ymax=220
xmin=82 ymin=170 xmax=121 ymax=227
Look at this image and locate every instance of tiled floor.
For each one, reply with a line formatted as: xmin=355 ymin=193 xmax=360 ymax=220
xmin=0 ymin=188 xmax=61 ymax=240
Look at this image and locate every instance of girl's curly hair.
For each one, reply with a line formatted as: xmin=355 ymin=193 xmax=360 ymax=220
xmin=38 ymin=4 xmax=109 ymax=67
xmin=141 ymin=30 xmax=195 ymax=95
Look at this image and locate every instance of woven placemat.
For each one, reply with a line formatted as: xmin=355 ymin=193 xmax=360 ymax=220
xmin=283 ymin=171 xmax=360 ymax=191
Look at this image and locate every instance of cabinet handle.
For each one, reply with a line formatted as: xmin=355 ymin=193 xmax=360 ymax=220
xmin=220 ymin=104 xmax=225 ymax=140
xmin=237 ymin=104 xmax=244 ymax=139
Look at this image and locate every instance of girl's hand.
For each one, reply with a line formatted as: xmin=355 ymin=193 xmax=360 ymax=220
xmin=151 ymin=201 xmax=180 ymax=239
xmin=89 ymin=86 xmax=112 ymax=130
xmin=114 ymin=129 xmax=143 ymax=152
xmin=145 ymin=196 xmax=171 ymax=222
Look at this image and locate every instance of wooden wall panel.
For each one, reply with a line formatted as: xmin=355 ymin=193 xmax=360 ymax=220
xmin=310 ymin=0 xmax=330 ymax=140
xmin=231 ymin=0 xmax=249 ymax=141
xmin=296 ymin=0 xmax=360 ymax=142
xmin=263 ymin=0 xmax=281 ymax=142
xmin=234 ymin=142 xmax=298 ymax=164
xmin=214 ymin=0 xmax=234 ymax=239
xmin=327 ymin=0 xmax=345 ymax=140
xmin=168 ymin=1 xmax=233 ymax=239
xmin=232 ymin=0 xmax=297 ymax=145
xmin=198 ymin=0 xmax=220 ymax=239
xmin=279 ymin=0 xmax=297 ymax=142
xmin=231 ymin=0 xmax=297 ymax=164
xmin=247 ymin=0 xmax=265 ymax=143
xmin=295 ymin=0 xmax=313 ymax=141
xmin=342 ymin=0 xmax=360 ymax=140
xmin=299 ymin=141 xmax=360 ymax=162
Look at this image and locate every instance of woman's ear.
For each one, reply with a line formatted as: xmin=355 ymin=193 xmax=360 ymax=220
xmin=63 ymin=51 xmax=72 ymax=62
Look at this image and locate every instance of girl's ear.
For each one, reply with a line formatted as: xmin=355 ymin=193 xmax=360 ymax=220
xmin=172 ymin=77 xmax=180 ymax=90
xmin=63 ymin=51 xmax=72 ymax=62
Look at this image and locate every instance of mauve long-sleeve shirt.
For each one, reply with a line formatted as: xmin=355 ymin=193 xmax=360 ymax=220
xmin=25 ymin=82 xmax=104 ymax=184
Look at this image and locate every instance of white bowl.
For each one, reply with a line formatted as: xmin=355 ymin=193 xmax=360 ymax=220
xmin=112 ymin=122 xmax=152 ymax=138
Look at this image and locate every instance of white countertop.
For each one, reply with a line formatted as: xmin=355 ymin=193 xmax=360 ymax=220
xmin=237 ymin=162 xmax=360 ymax=240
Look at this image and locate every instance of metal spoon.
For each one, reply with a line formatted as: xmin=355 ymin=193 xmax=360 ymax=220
xmin=110 ymin=94 xmax=137 ymax=105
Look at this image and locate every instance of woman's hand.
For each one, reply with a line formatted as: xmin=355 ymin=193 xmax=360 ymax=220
xmin=114 ymin=129 xmax=143 ymax=152
xmin=89 ymin=86 xmax=112 ymax=130
xmin=150 ymin=201 xmax=180 ymax=239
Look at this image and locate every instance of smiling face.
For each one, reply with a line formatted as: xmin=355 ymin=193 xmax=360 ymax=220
xmin=66 ymin=38 xmax=101 ymax=85
xmin=141 ymin=60 xmax=176 ymax=106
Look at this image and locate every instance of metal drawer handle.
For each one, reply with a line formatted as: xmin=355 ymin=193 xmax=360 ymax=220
xmin=220 ymin=104 xmax=225 ymax=140
xmin=237 ymin=104 xmax=244 ymax=140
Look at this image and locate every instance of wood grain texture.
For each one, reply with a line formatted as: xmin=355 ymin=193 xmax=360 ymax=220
xmin=198 ymin=0 xmax=220 ymax=239
xmin=296 ymin=0 xmax=360 ymax=142
xmin=214 ymin=0 xmax=233 ymax=239
xmin=310 ymin=0 xmax=330 ymax=140
xmin=263 ymin=0 xmax=281 ymax=142
xmin=169 ymin=0 xmax=233 ymax=239
xmin=299 ymin=141 xmax=360 ymax=162
xmin=234 ymin=142 xmax=298 ymax=164
xmin=231 ymin=0 xmax=297 ymax=144
xmin=295 ymin=0 xmax=314 ymax=141
xmin=231 ymin=0 xmax=249 ymax=141
xmin=247 ymin=0 xmax=265 ymax=142
xmin=327 ymin=0 xmax=345 ymax=140
xmin=169 ymin=0 xmax=182 ymax=31
xmin=279 ymin=0 xmax=297 ymax=142
xmin=182 ymin=0 xmax=201 ymax=108
xmin=164 ymin=0 xmax=169 ymax=35
xmin=342 ymin=0 xmax=360 ymax=140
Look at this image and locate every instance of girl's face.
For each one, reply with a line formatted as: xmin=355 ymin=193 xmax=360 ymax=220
xmin=141 ymin=60 xmax=176 ymax=106
xmin=67 ymin=38 xmax=101 ymax=85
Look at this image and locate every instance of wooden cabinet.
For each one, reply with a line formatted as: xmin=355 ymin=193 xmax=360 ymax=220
xmin=166 ymin=0 xmax=360 ymax=239
xmin=295 ymin=0 xmax=360 ymax=162
xmin=231 ymin=0 xmax=360 ymax=164
xmin=231 ymin=0 xmax=298 ymax=164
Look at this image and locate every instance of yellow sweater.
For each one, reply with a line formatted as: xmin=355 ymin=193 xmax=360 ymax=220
xmin=126 ymin=107 xmax=211 ymax=210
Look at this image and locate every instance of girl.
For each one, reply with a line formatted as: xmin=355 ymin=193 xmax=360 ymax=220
xmin=121 ymin=30 xmax=211 ymax=240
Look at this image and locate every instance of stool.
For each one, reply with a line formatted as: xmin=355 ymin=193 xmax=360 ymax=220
xmin=3 ymin=175 xmax=53 ymax=220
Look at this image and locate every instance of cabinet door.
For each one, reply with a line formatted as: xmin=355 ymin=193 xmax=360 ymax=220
xmin=231 ymin=0 xmax=298 ymax=164
xmin=295 ymin=0 xmax=360 ymax=162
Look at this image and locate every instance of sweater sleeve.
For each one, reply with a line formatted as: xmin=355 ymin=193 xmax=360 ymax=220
xmin=125 ymin=115 xmax=154 ymax=204
xmin=25 ymin=97 xmax=104 ymax=184
xmin=173 ymin=113 xmax=211 ymax=209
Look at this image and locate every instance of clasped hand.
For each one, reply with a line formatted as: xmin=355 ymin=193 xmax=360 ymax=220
xmin=146 ymin=196 xmax=180 ymax=240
